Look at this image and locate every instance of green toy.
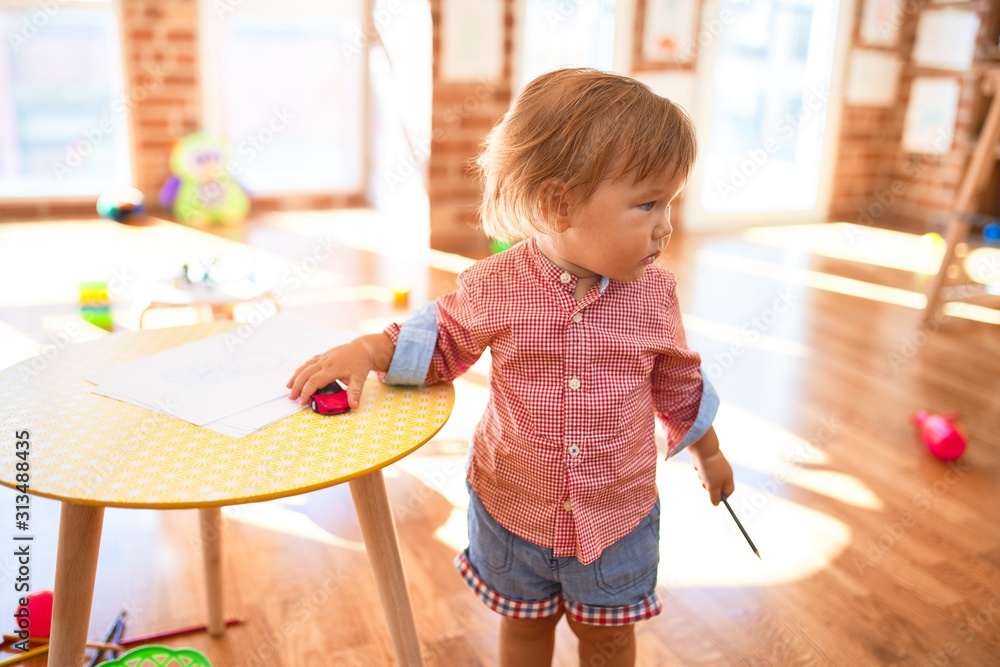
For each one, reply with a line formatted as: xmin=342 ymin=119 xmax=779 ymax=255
xmin=80 ymin=281 xmax=113 ymax=331
xmin=159 ymin=133 xmax=249 ymax=228
xmin=95 ymin=645 xmax=212 ymax=667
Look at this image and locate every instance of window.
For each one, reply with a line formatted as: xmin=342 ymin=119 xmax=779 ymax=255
xmin=201 ymin=0 xmax=365 ymax=195
xmin=698 ymin=0 xmax=843 ymax=216
xmin=0 ymin=2 xmax=130 ymax=198
xmin=518 ymin=0 xmax=616 ymax=91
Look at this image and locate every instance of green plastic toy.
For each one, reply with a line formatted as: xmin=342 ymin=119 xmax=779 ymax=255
xmin=95 ymin=645 xmax=212 ymax=667
xmin=159 ymin=132 xmax=250 ymax=228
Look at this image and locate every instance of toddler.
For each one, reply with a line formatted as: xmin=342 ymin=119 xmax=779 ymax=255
xmin=288 ymin=68 xmax=735 ymax=667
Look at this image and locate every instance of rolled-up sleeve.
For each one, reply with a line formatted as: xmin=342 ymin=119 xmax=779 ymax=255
xmin=382 ymin=266 xmax=490 ymax=386
xmin=383 ymin=302 xmax=438 ymax=385
xmin=653 ymin=277 xmax=719 ymax=458
xmin=668 ymin=370 xmax=719 ymax=456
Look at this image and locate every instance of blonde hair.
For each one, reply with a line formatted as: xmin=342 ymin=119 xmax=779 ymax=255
xmin=476 ymin=68 xmax=698 ymax=243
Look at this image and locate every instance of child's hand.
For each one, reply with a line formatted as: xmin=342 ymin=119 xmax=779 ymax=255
xmin=286 ymin=333 xmax=394 ymax=409
xmin=686 ymin=427 xmax=734 ymax=506
xmin=690 ymin=449 xmax=735 ymax=506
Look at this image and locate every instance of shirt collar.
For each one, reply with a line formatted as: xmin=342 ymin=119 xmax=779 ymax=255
xmin=527 ymin=236 xmax=610 ymax=296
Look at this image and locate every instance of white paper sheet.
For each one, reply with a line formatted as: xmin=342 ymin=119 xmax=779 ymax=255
xmin=913 ymin=10 xmax=980 ymax=71
xmin=86 ymin=315 xmax=356 ymax=427
xmin=95 ymin=389 xmax=305 ymax=437
xmin=440 ymin=0 xmax=503 ymax=82
xmin=845 ymin=49 xmax=902 ymax=107
xmin=902 ymin=78 xmax=960 ymax=154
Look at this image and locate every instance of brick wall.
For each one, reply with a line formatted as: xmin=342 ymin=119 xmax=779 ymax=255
xmin=830 ymin=0 xmax=995 ymax=233
xmin=120 ymin=0 xmax=201 ymax=203
xmin=427 ymin=0 xmax=514 ymax=256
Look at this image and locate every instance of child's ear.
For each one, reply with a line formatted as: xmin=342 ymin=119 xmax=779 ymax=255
xmin=541 ymin=179 xmax=571 ymax=232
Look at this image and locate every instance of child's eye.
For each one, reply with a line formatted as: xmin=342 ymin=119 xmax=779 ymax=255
xmin=639 ymin=201 xmax=655 ymax=212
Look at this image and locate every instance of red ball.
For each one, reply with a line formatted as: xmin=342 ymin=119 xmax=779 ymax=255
xmin=15 ymin=590 xmax=53 ymax=638
xmin=927 ymin=430 xmax=966 ymax=462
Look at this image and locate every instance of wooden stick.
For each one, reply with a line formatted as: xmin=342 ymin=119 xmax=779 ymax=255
xmin=721 ymin=495 xmax=760 ymax=559
xmin=1 ymin=635 xmax=120 ymax=651
xmin=0 ymin=644 xmax=49 ymax=666
xmin=86 ymin=609 xmax=126 ymax=667
xmin=117 ymin=617 xmax=245 ymax=647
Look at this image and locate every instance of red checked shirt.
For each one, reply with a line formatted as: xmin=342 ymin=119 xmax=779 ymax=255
xmin=384 ymin=236 xmax=707 ymax=564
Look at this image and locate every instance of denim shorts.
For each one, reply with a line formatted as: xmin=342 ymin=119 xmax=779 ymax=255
xmin=454 ymin=485 xmax=662 ymax=626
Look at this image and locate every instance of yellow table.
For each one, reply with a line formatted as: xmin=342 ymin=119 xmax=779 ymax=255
xmin=0 ymin=323 xmax=453 ymax=666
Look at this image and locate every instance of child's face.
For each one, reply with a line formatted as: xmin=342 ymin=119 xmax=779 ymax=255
xmin=547 ymin=170 xmax=684 ymax=282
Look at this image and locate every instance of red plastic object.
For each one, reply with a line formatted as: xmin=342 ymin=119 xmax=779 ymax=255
xmin=14 ymin=590 xmax=53 ymax=638
xmin=912 ymin=411 xmax=966 ymax=462
xmin=311 ymin=381 xmax=351 ymax=415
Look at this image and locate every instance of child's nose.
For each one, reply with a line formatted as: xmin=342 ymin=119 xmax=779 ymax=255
xmin=655 ymin=216 xmax=672 ymax=240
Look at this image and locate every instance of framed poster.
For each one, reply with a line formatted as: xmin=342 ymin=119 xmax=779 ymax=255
xmin=912 ymin=9 xmax=980 ymax=71
xmin=860 ymin=0 xmax=904 ymax=47
xmin=902 ymin=78 xmax=960 ymax=155
xmin=634 ymin=0 xmax=703 ymax=70
xmin=440 ymin=0 xmax=504 ymax=82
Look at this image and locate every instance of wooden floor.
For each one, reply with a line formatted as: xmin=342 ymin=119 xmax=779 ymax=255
xmin=2 ymin=214 xmax=999 ymax=666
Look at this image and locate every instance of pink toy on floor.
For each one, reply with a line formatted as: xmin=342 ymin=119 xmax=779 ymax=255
xmin=912 ymin=411 xmax=966 ymax=462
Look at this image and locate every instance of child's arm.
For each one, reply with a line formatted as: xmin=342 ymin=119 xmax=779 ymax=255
xmin=686 ymin=426 xmax=735 ymax=506
xmin=287 ymin=332 xmax=395 ymax=409
xmin=288 ymin=265 xmax=490 ymax=407
xmin=382 ymin=268 xmax=490 ymax=386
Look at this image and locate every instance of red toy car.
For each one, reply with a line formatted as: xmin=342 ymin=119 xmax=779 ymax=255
xmin=311 ymin=381 xmax=351 ymax=415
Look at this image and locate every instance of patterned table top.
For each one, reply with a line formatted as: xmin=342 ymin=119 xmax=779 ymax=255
xmin=0 ymin=323 xmax=453 ymax=508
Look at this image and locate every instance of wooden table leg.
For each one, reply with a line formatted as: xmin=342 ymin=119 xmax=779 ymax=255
xmin=199 ymin=507 xmax=225 ymax=636
xmin=349 ymin=470 xmax=424 ymax=666
xmin=49 ymin=502 xmax=104 ymax=667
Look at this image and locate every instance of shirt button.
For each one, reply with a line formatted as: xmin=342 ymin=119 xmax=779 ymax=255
xmin=559 ymin=272 xmax=572 ymax=284
xmin=572 ymin=313 xmax=583 ymax=323
xmin=568 ymin=444 xmax=581 ymax=457
xmin=563 ymin=500 xmax=573 ymax=512
xmin=568 ymin=377 xmax=580 ymax=390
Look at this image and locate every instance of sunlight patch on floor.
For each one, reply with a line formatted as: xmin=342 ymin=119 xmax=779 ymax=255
xmin=682 ymin=313 xmax=812 ymax=358
xmin=698 ymin=249 xmax=1000 ymax=324
xmin=223 ymin=503 xmax=365 ymax=551
xmin=715 ymin=402 xmax=882 ymax=510
xmin=743 ymin=223 xmax=944 ymax=275
xmin=658 ymin=459 xmax=852 ymax=589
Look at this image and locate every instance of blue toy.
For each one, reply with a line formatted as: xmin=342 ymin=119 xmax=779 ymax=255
xmin=96 ymin=188 xmax=145 ymax=223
